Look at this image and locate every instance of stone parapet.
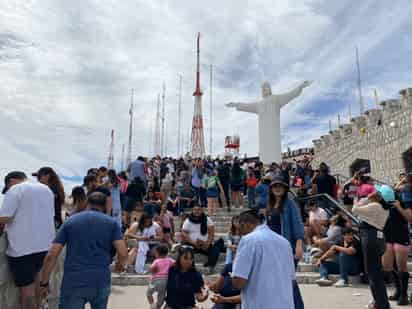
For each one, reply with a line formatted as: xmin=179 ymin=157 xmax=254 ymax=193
xmin=380 ymin=99 xmax=401 ymax=119
xmin=400 ymin=88 xmax=412 ymax=108
xmin=364 ymin=109 xmax=382 ymax=127
xmin=312 ymin=86 xmax=412 ymax=184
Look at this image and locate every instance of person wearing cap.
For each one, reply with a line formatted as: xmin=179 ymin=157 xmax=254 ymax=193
xmin=255 ymin=175 xmax=271 ymax=214
xmin=353 ymin=185 xmax=391 ymax=309
xmin=265 ymin=177 xmax=305 ymax=309
xmin=382 ymin=174 xmax=412 ymax=306
xmin=32 ymin=167 xmax=65 ymax=229
xmin=0 ymin=171 xmax=55 ymax=309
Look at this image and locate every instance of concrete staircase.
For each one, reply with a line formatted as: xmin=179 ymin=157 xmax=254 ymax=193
xmin=112 ymin=206 xmax=407 ymax=286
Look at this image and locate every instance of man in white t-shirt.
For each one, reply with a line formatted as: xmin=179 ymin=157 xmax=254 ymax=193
xmin=0 ymin=171 xmax=55 ymax=309
xmin=181 ymin=205 xmax=223 ymax=269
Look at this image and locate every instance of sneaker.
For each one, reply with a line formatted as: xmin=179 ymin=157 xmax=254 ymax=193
xmin=334 ymin=279 xmax=350 ymax=288
xmin=315 ymin=277 xmax=333 ymax=287
xmin=365 ymin=300 xmax=376 ymax=309
xmin=150 ymin=304 xmax=157 ymax=309
xmin=171 ymin=243 xmax=181 ymax=253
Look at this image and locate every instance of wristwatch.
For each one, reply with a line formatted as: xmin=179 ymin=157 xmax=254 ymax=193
xmin=40 ymin=282 xmax=49 ymax=288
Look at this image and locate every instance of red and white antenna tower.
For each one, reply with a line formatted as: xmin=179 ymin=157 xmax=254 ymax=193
xmin=107 ymin=129 xmax=114 ymax=169
xmin=190 ymin=32 xmax=206 ymax=158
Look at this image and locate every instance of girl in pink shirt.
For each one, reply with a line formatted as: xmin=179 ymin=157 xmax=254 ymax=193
xmin=147 ymin=245 xmax=175 ymax=309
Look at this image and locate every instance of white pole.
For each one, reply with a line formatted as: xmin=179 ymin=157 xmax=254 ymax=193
xmin=178 ymin=75 xmax=182 ymax=157
xmin=209 ymin=64 xmax=213 ymax=156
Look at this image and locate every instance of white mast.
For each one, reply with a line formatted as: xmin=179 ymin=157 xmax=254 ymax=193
xmin=107 ymin=129 xmax=114 ymax=169
xmin=154 ymin=94 xmax=161 ymax=156
xmin=161 ymin=82 xmax=166 ymax=157
xmin=126 ymin=88 xmax=134 ymax=167
xmin=209 ymin=64 xmax=213 ymax=156
xmin=356 ymin=47 xmax=364 ymax=115
xmin=178 ymin=75 xmax=182 ymax=157
xmin=120 ymin=144 xmax=125 ymax=171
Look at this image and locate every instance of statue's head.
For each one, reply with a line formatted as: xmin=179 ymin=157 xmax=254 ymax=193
xmin=261 ymin=82 xmax=272 ymax=98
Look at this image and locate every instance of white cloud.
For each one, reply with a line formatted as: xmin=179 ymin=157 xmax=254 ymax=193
xmin=0 ymin=0 xmax=412 ymax=186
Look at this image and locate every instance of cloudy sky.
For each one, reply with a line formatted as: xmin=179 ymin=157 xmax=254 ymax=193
xmin=1 ymin=0 xmax=412 ymax=186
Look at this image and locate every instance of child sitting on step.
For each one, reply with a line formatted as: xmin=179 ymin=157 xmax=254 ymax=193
xmin=147 ymin=245 xmax=175 ymax=309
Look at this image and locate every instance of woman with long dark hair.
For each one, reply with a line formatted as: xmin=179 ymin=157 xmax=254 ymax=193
xmin=381 ymin=175 xmax=412 ymax=306
xmin=67 ymin=186 xmax=87 ymax=217
xmin=353 ymin=186 xmax=391 ymax=309
xmin=107 ymin=169 xmax=122 ymax=227
xmin=165 ymin=246 xmax=208 ymax=309
xmin=230 ymin=161 xmax=244 ymax=208
xmin=265 ymin=177 xmax=305 ymax=309
xmin=126 ymin=213 xmax=163 ymax=274
xmin=33 ymin=167 xmax=65 ymax=228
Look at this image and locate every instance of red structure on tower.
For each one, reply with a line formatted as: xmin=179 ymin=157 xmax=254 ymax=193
xmin=191 ymin=32 xmax=206 ymax=158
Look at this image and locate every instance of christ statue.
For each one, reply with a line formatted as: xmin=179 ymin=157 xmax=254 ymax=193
xmin=226 ymin=81 xmax=312 ymax=164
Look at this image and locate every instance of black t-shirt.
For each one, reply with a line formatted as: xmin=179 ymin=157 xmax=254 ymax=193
xmin=313 ymin=174 xmax=336 ymax=196
xmin=88 ymin=186 xmax=111 ymax=197
xmin=384 ymin=201 xmax=411 ymax=245
xmin=266 ymin=208 xmax=282 ymax=235
xmin=166 ymin=267 xmax=204 ymax=307
xmin=220 ymin=263 xmax=240 ymax=299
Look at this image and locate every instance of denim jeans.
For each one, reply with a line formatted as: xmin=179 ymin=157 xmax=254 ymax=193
xmin=293 ymin=259 xmax=305 ymax=309
xmin=319 ymin=253 xmax=361 ymax=282
xmin=60 ymin=286 xmax=111 ymax=309
xmin=247 ymin=187 xmax=256 ymax=208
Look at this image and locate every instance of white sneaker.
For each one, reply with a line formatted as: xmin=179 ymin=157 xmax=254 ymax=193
xmin=365 ymin=300 xmax=375 ymax=309
xmin=315 ymin=277 xmax=333 ymax=287
xmin=150 ymin=304 xmax=156 ymax=309
xmin=334 ymin=279 xmax=350 ymax=288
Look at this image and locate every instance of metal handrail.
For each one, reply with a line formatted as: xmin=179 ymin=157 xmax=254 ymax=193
xmin=333 ymin=173 xmax=388 ymax=186
xmin=291 ymin=191 xmax=360 ymax=226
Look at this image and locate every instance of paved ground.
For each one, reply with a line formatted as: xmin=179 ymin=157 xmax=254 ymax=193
xmin=108 ymin=284 xmax=404 ymax=308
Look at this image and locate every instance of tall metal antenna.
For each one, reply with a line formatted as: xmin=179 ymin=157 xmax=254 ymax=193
xmin=209 ymin=64 xmax=213 ymax=156
xmin=107 ymin=129 xmax=114 ymax=169
xmin=126 ymin=88 xmax=134 ymax=167
xmin=161 ymin=82 xmax=166 ymax=157
xmin=338 ymin=114 xmax=341 ymax=127
xmin=120 ymin=144 xmax=125 ymax=171
xmin=154 ymin=94 xmax=161 ymax=156
xmin=356 ymin=47 xmax=364 ymax=115
xmin=177 ymin=75 xmax=182 ymax=157
xmin=374 ymin=89 xmax=379 ymax=108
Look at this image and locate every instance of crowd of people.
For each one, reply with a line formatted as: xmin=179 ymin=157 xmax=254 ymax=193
xmin=1 ymin=154 xmax=412 ymax=309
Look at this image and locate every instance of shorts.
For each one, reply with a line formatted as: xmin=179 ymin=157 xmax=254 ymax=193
xmin=7 ymin=251 xmax=47 ymax=287
xmin=207 ymin=188 xmax=219 ymax=198
xmin=231 ymin=183 xmax=243 ymax=192
xmin=163 ymin=227 xmax=171 ymax=234
xmin=386 ymin=242 xmax=411 ymax=253
xmin=125 ymin=197 xmax=139 ymax=212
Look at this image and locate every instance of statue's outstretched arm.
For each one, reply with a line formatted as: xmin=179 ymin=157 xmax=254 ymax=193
xmin=278 ymin=81 xmax=312 ymax=108
xmin=226 ymin=102 xmax=258 ymax=114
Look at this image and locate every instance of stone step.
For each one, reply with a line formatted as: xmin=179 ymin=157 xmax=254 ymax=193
xmin=111 ymin=272 xmax=361 ymax=286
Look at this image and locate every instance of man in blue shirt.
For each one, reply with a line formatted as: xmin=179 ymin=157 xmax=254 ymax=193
xmin=232 ymin=209 xmax=295 ymax=309
xmin=128 ymin=156 xmax=147 ymax=184
xmin=39 ymin=192 xmax=128 ymax=309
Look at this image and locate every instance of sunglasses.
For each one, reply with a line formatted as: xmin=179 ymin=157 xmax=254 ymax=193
xmin=179 ymin=245 xmax=194 ymax=253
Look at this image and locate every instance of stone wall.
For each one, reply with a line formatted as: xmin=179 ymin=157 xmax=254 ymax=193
xmin=0 ymin=232 xmax=64 ymax=309
xmin=312 ymin=88 xmax=412 ymax=184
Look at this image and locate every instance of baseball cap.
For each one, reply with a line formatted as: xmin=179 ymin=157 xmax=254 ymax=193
xmin=2 ymin=171 xmax=27 ymax=194
xmin=32 ymin=166 xmax=54 ymax=178
xmin=270 ymin=177 xmax=289 ymax=189
xmin=374 ymin=184 xmax=395 ymax=203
